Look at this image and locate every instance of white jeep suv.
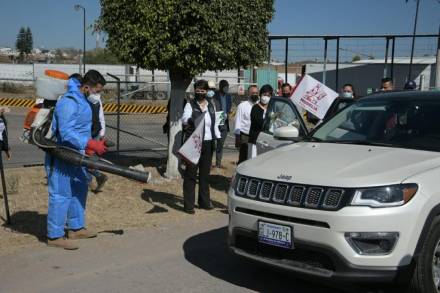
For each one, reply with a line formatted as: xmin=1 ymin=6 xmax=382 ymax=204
xmin=228 ymin=91 xmax=440 ymax=292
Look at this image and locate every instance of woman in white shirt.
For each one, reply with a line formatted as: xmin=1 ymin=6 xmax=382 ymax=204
xmin=182 ymin=80 xmax=220 ymax=214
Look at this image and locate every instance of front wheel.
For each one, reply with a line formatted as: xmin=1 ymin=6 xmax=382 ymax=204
xmin=407 ymin=216 xmax=440 ymax=293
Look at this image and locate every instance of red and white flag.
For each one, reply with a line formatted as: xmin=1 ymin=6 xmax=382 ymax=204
xmin=290 ymin=75 xmax=338 ymax=120
xmin=178 ymin=121 xmax=204 ymax=165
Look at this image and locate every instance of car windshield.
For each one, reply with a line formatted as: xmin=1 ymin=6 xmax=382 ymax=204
xmin=311 ymin=96 xmax=440 ymax=152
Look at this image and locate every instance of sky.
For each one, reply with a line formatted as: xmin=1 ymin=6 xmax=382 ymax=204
xmin=0 ymin=0 xmax=439 ymax=50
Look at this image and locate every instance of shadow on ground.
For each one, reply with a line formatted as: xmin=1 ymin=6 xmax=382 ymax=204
xmin=141 ymin=189 xmax=184 ymax=213
xmin=209 ymin=174 xmax=231 ymax=193
xmin=2 ymin=211 xmax=47 ymax=243
xmin=183 ymin=226 xmax=346 ymax=293
xmin=104 ymin=152 xmax=167 ymax=176
xmin=141 ymin=188 xmax=227 ymax=213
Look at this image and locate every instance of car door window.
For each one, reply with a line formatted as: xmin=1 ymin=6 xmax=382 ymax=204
xmin=263 ymin=99 xmax=304 ymax=136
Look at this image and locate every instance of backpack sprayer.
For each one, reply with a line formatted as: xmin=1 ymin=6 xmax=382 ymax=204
xmin=22 ymin=70 xmax=151 ymax=183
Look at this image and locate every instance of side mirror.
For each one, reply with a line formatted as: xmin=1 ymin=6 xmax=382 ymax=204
xmin=273 ymin=126 xmax=299 ymax=140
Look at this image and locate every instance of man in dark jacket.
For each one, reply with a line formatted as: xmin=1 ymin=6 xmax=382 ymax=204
xmin=212 ymin=80 xmax=232 ymax=168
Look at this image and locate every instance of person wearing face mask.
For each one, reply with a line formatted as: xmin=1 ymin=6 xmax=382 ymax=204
xmin=86 ymin=78 xmax=108 ymax=193
xmin=235 ymin=85 xmax=259 ymax=164
xmin=212 ymin=80 xmax=232 ymax=169
xmin=248 ymin=84 xmax=273 ymax=159
xmin=67 ymin=73 xmax=108 ymax=192
xmin=341 ymin=83 xmax=355 ymax=99
xmin=46 ymin=70 xmax=108 ymax=250
xmin=207 ymin=80 xmax=216 ymax=101
xmin=182 ymin=79 xmax=220 ymax=214
xmin=281 ymin=83 xmax=292 ymax=98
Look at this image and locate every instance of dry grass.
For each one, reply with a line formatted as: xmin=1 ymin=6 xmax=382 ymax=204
xmin=0 ymin=155 xmax=236 ymax=256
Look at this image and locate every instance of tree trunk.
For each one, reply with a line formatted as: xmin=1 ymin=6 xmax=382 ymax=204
xmin=165 ymin=71 xmax=193 ymax=178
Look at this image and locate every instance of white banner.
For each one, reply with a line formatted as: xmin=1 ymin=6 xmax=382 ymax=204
xmin=178 ymin=120 xmax=205 ymax=165
xmin=290 ymin=75 xmax=338 ymax=119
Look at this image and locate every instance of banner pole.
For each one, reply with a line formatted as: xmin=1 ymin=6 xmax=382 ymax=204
xmin=0 ymin=152 xmax=11 ymax=225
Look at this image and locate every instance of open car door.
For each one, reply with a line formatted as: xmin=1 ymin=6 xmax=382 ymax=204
xmin=256 ymin=97 xmax=309 ymax=155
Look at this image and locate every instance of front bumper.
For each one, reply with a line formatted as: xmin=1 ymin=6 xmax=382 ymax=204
xmin=228 ymin=191 xmax=424 ymax=283
xmin=229 ymin=227 xmax=412 ymax=284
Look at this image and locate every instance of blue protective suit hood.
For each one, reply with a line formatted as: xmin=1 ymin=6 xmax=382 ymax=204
xmin=51 ymin=77 xmax=92 ymax=151
xmin=67 ymin=78 xmax=82 ymax=92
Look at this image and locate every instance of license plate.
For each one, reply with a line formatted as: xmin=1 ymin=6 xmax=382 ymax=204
xmin=258 ymin=221 xmax=293 ymax=249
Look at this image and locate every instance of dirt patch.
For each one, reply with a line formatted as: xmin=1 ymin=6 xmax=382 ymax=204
xmin=0 ymin=154 xmax=237 ymax=256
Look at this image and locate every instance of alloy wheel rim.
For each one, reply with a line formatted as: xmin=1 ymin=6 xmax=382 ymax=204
xmin=432 ymin=239 xmax=440 ymax=292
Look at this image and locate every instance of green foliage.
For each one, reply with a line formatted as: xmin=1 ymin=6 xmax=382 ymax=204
xmin=25 ymin=27 xmax=33 ymax=54
xmin=98 ymin=0 xmax=274 ymax=77
xmin=352 ymin=54 xmax=361 ymax=62
xmin=85 ymin=48 xmax=120 ymax=64
xmin=15 ymin=27 xmax=27 ymax=56
xmin=15 ymin=27 xmax=33 ymax=60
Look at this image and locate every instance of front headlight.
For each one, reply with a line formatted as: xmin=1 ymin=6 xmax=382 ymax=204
xmin=351 ymin=184 xmax=418 ymax=208
xmin=230 ymin=172 xmax=238 ymax=191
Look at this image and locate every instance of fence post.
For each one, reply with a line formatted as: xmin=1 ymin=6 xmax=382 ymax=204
xmin=285 ymin=38 xmax=289 ymax=84
xmin=408 ymin=0 xmax=421 ymax=81
xmin=107 ymin=73 xmax=121 ymax=159
xmin=323 ymin=38 xmax=328 ymax=85
xmin=384 ymin=37 xmax=390 ymax=78
xmin=391 ymin=37 xmax=396 ymax=81
xmin=267 ymin=38 xmax=272 ymax=85
xmin=335 ymin=37 xmax=340 ymax=91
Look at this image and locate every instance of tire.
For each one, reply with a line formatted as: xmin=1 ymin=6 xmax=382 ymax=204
xmin=157 ymin=92 xmax=166 ymax=100
xmin=406 ymin=216 xmax=440 ymax=293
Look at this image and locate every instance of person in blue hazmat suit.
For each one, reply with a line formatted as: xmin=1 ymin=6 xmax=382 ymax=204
xmin=46 ymin=70 xmax=108 ymax=250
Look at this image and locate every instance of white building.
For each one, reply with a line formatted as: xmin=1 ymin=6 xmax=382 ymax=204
xmin=305 ymin=56 xmax=437 ymax=95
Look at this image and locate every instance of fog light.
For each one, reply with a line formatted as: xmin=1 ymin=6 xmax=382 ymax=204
xmin=345 ymin=232 xmax=399 ymax=255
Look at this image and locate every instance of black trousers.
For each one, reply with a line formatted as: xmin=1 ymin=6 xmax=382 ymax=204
xmin=238 ymin=133 xmax=249 ymax=164
xmin=183 ymin=141 xmax=213 ymax=210
xmin=215 ymin=129 xmax=228 ymax=166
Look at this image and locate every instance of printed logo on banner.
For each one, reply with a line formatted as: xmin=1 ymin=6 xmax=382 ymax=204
xmin=178 ymin=120 xmax=205 ymax=165
xmin=191 ymin=130 xmax=203 ymax=153
xmin=303 ymin=84 xmax=328 ymax=111
xmin=290 ymin=75 xmax=338 ymax=120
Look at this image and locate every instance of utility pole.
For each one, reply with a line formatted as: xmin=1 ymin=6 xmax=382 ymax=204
xmin=74 ymin=4 xmax=86 ymax=74
xmin=408 ymin=0 xmax=420 ymax=81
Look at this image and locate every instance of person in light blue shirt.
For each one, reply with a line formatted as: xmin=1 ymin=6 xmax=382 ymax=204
xmin=212 ymin=80 xmax=232 ymax=168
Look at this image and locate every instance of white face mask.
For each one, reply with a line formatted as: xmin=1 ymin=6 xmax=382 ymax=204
xmin=341 ymin=92 xmax=353 ymax=98
xmin=87 ymin=93 xmax=101 ymax=104
xmin=260 ymin=95 xmax=270 ymax=105
xmin=207 ymin=90 xmax=215 ymax=98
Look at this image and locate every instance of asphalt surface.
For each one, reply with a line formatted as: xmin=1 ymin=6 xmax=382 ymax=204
xmin=0 ymin=214 xmax=346 ymax=293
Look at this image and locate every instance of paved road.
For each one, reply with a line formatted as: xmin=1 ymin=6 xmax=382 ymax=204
xmin=0 ymin=214 xmax=346 ymax=293
xmin=2 ymin=110 xmax=235 ymax=168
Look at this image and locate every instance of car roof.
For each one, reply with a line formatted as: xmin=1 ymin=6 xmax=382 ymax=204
xmin=359 ymin=90 xmax=440 ymax=102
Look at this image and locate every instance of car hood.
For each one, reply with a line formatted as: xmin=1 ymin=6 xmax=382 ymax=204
xmin=237 ymin=142 xmax=440 ymax=187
